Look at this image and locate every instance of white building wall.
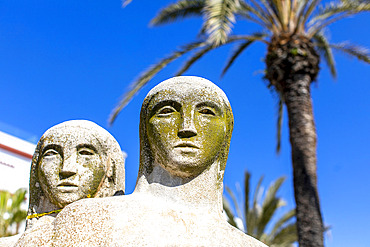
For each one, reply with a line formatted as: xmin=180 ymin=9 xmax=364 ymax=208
xmin=0 ymin=131 xmax=36 ymax=193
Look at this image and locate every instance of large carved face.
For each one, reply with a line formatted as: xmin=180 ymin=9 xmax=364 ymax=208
xmin=146 ymin=83 xmax=228 ymax=178
xmin=37 ymin=128 xmax=106 ymax=208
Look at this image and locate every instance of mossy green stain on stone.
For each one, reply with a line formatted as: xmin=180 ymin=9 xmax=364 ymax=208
xmin=145 ymin=80 xmax=232 ymax=179
xmin=26 ymin=120 xmax=125 ymax=230
xmin=17 ymin=78 xmax=267 ymax=247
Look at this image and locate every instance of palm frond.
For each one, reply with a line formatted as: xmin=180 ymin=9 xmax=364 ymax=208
xmin=269 ymin=209 xmax=295 ymax=238
xmin=238 ymin=0 xmax=277 ymax=31
xmin=221 ymin=32 xmax=267 ymax=76
xmin=307 ymin=12 xmax=350 ymax=37
xmin=246 ymin=175 xmax=264 ymax=235
xmin=262 ymin=176 xmax=285 ymax=210
xmin=267 ymin=0 xmax=289 ymax=30
xmin=295 ymin=0 xmax=320 ymax=34
xmin=282 ymin=0 xmax=291 ymax=28
xmin=225 ymin=185 xmax=243 ymax=220
xmin=150 ymin=0 xmax=205 ymax=26
xmin=303 ymin=0 xmax=321 ymax=23
xmin=313 ymin=0 xmax=370 ymax=21
xmin=223 ymin=171 xmax=297 ymax=245
xmin=109 ymin=41 xmax=206 ymax=124
xmin=222 ymin=41 xmax=252 ymax=77
xmin=122 ymin=0 xmax=132 ymax=8
xmin=250 ymin=0 xmax=281 ymax=33
xmin=253 ymin=175 xmax=264 ymax=208
xmin=293 ymin=0 xmax=310 ymax=34
xmin=257 ymin=198 xmax=285 ymax=238
xmin=330 ymin=41 xmax=370 ymax=63
xmin=313 ymin=31 xmax=337 ymax=78
xmin=176 ymin=33 xmax=267 ymax=76
xmin=203 ymin=0 xmax=239 ymax=46
xmin=236 ymin=1 xmax=270 ymax=27
xmin=270 ymin=222 xmax=297 ymax=246
xmin=0 ymin=189 xmax=27 ymax=237
xmin=10 ymin=189 xmax=26 ymax=209
xmin=0 ymin=191 xmax=10 ymax=215
xmin=223 ymin=196 xmax=238 ymax=228
xmin=256 ymin=177 xmax=286 ymax=237
xmin=288 ymin=0 xmax=300 ymax=32
xmin=308 ymin=0 xmax=370 ymax=37
xmin=175 ymin=44 xmax=214 ymax=76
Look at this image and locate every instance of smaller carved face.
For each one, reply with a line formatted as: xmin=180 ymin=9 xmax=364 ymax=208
xmin=147 ymin=84 xmax=227 ymax=177
xmin=37 ymin=128 xmax=106 ymax=208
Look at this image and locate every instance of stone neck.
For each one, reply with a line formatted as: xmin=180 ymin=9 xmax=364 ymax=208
xmin=26 ymin=195 xmax=61 ymax=230
xmin=134 ymin=161 xmax=224 ymax=215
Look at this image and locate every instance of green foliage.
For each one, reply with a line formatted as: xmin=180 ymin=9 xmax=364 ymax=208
xmin=221 ymin=32 xmax=267 ymax=76
xmin=223 ymin=171 xmax=297 ymax=247
xmin=313 ymin=31 xmax=337 ymax=78
xmin=202 ymin=0 xmax=239 ymax=46
xmin=150 ymin=0 xmax=204 ymax=27
xmin=109 ymin=41 xmax=206 ymax=123
xmin=112 ymin=2 xmax=369 ymax=246
xmin=121 ymin=0 xmax=132 ymax=8
xmin=111 ymin=0 xmax=370 ymax=124
xmin=312 ymin=0 xmax=370 ymax=23
xmin=0 ymin=188 xmax=27 ymax=237
xmin=330 ymin=42 xmax=370 ymax=63
xmin=109 ymin=34 xmax=264 ymax=123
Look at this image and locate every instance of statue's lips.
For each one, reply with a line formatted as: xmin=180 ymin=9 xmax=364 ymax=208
xmin=57 ymin=181 xmax=78 ymax=188
xmin=174 ymin=142 xmax=199 ymax=149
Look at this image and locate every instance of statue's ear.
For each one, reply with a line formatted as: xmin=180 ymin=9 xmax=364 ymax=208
xmin=112 ymin=151 xmax=125 ymax=194
xmin=106 ymin=154 xmax=113 ymax=179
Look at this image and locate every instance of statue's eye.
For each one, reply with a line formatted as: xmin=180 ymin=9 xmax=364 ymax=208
xmin=43 ymin=149 xmax=59 ymax=157
xmin=199 ymin=108 xmax=216 ymax=116
xmin=158 ymin=106 xmax=176 ymax=115
xmin=78 ymin=148 xmax=95 ymax=155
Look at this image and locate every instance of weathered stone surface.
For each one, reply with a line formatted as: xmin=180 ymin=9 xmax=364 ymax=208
xmin=15 ymin=77 xmax=267 ymax=247
xmin=0 ymin=235 xmax=21 ymax=247
xmin=11 ymin=120 xmax=125 ymax=246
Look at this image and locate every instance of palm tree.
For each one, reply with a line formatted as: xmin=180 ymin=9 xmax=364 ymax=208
xmin=111 ymin=1 xmax=370 ymax=246
xmin=223 ymin=171 xmax=297 ymax=247
xmin=0 ymin=188 xmax=27 ymax=237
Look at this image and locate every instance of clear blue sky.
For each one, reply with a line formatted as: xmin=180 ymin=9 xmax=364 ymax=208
xmin=1 ymin=1 xmax=369 ymax=246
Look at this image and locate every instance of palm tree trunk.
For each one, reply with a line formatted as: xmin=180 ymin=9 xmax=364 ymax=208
xmin=282 ymin=73 xmax=324 ymax=247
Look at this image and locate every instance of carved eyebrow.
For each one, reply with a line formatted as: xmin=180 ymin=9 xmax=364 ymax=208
xmin=150 ymin=100 xmax=181 ymax=117
xmin=196 ymin=101 xmax=222 ymax=115
xmin=76 ymin=144 xmax=98 ymax=153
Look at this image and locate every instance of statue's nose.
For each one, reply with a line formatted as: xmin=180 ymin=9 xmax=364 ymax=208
xmin=178 ymin=110 xmax=197 ymax=138
xmin=60 ymin=153 xmax=77 ymax=178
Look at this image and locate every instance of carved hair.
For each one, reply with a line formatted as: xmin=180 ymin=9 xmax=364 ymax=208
xmin=26 ymin=120 xmax=125 ymax=229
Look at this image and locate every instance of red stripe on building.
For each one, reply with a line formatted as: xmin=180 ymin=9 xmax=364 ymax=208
xmin=0 ymin=143 xmax=33 ymax=159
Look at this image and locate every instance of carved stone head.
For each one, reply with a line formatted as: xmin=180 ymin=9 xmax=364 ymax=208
xmin=26 ymin=120 xmax=125 ymax=229
xmin=138 ymin=76 xmax=233 ymax=181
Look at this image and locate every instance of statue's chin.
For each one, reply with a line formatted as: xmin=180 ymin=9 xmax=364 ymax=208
xmin=158 ymin=159 xmax=213 ymax=179
xmin=51 ymin=193 xmax=83 ymax=208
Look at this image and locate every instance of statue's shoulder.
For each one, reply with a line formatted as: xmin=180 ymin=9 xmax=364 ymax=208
xmin=54 ymin=195 xmax=133 ymax=227
xmin=223 ymin=223 xmax=269 ymax=247
xmin=51 ymin=195 xmax=138 ymax=246
xmin=14 ymin=217 xmax=55 ymax=247
xmin=0 ymin=234 xmax=21 ymax=247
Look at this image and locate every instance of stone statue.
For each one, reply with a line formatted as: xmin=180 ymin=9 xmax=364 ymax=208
xmin=15 ymin=77 xmax=266 ymax=247
xmin=7 ymin=120 xmax=125 ymax=247
xmin=27 ymin=119 xmax=125 ymax=228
